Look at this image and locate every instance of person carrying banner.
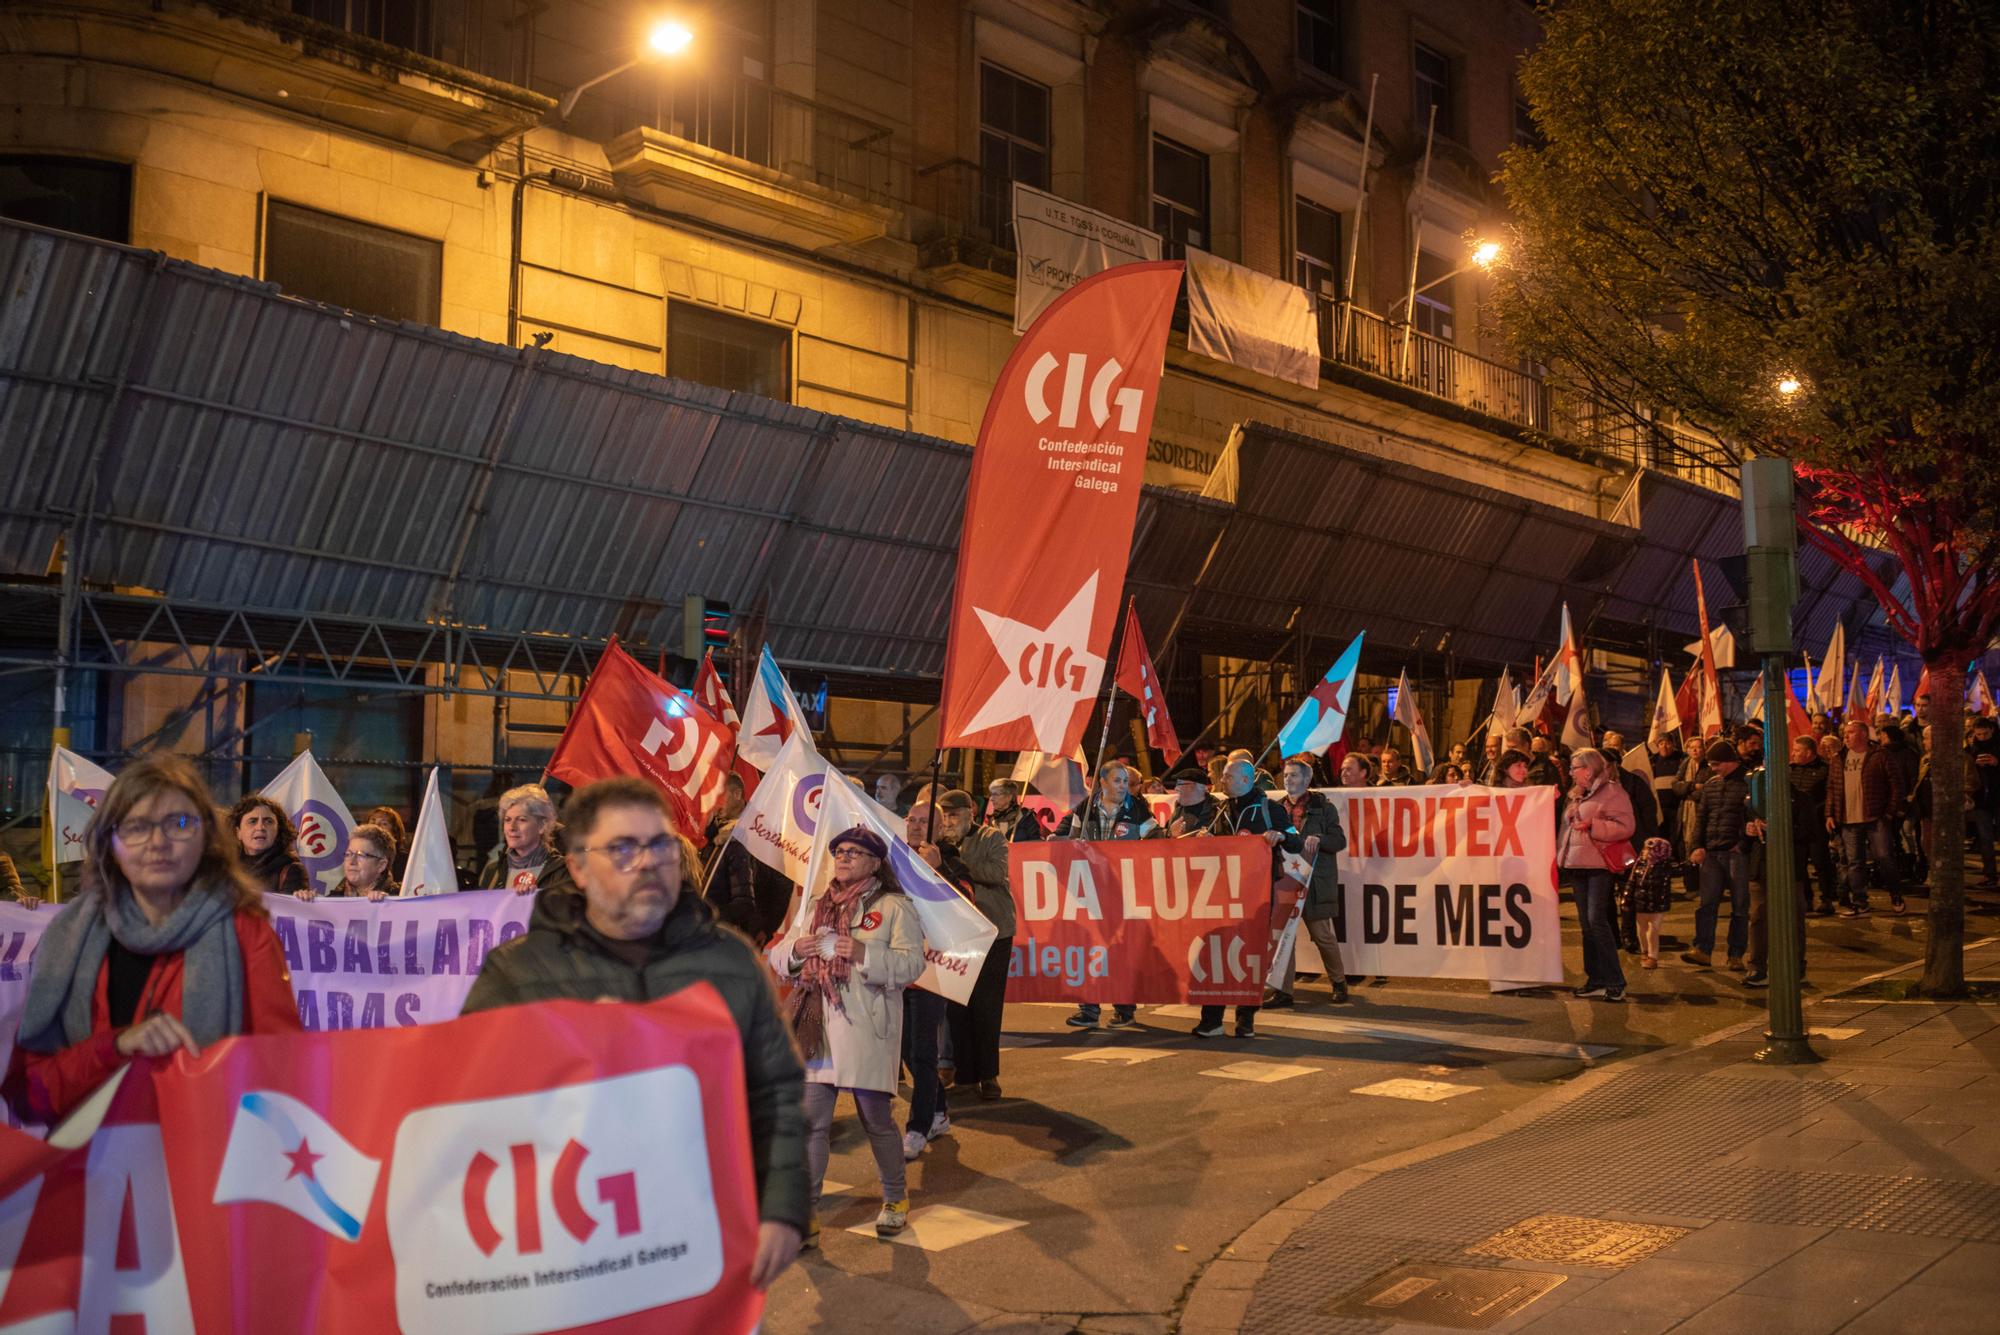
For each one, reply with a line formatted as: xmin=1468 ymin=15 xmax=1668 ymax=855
xmin=1264 ymin=755 xmax=1349 ymax=1008
xmin=770 ymin=825 xmax=927 ymax=1238
xmin=1163 ymin=760 xmax=1219 ymax=835
xmin=1495 ymin=750 xmax=1533 ymax=789
xmin=1557 ymin=748 xmax=1635 ymax=1001
xmin=5 ymin=756 xmax=301 ymax=1125
xmin=1196 ymin=759 xmax=1303 ymax=1037
xmin=461 ymin=777 xmax=807 ymax=1285
xmin=1375 ymin=746 xmax=1417 ymax=787
xmin=306 ymin=822 xmax=398 ymax=901
xmin=365 ymin=805 xmax=410 ymax=870
xmin=1683 ymin=740 xmax=1755 ymax=968
xmin=705 ymin=776 xmax=796 ymax=945
xmin=476 ymin=783 xmax=575 ymax=896
xmin=984 ymin=778 xmax=1045 ymax=843
xmin=229 ymin=794 xmax=311 ymax=897
xmin=1058 ymin=761 xmax=1160 ymax=1029
xmin=1340 ymin=752 xmax=1378 ymax=788
xmin=922 ymin=790 xmax=1014 ymax=1102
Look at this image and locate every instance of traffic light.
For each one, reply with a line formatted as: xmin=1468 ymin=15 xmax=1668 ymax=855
xmin=681 ymin=595 xmax=733 ymax=660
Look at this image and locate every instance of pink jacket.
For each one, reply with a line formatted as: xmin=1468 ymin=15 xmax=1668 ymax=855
xmin=1557 ymin=775 xmax=1637 ymax=871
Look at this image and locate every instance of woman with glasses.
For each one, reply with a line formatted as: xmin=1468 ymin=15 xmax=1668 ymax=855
xmin=294 ymin=823 xmax=397 ymax=901
xmin=5 ymin=756 xmax=300 ymax=1124
xmin=769 ymin=825 xmax=925 ymax=1240
xmin=228 ymin=794 xmax=311 ymax=897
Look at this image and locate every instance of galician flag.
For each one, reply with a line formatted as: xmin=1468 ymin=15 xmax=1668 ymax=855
xmin=262 ymin=750 xmax=355 ymax=893
xmin=400 ymin=767 xmax=459 ymax=896
xmin=1649 ymin=668 xmax=1680 ymax=745
xmin=737 ymin=646 xmax=807 ymax=772
xmin=1276 ymin=631 xmax=1364 ymax=757
xmin=1391 ymin=668 xmax=1434 ymax=774
xmin=48 ymin=745 xmax=114 ymax=865
xmin=213 ymin=1089 xmax=382 ymax=1242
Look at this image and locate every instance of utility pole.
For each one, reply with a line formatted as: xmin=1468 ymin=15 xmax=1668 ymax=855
xmin=1743 ymin=457 xmax=1819 ymax=1064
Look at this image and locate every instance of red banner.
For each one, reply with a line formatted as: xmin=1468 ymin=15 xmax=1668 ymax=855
xmin=939 ymin=262 xmax=1184 ymax=755
xmin=548 ymin=640 xmax=732 ymax=844
xmin=1004 ymin=835 xmax=1274 ymax=1005
xmin=0 ymin=987 xmax=762 ymax=1334
xmin=1114 ymin=602 xmax=1182 ymax=765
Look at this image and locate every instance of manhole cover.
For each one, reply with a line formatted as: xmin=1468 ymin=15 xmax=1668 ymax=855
xmin=1467 ymin=1213 xmax=1689 ymax=1266
xmin=1323 ymin=1262 xmax=1565 ymax=1328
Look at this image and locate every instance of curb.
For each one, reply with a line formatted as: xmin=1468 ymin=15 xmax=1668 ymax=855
xmin=1169 ymin=945 xmax=1992 ymax=1335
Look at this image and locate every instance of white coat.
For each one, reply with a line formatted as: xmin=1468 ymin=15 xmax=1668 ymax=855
xmin=768 ymin=885 xmax=926 ymax=1094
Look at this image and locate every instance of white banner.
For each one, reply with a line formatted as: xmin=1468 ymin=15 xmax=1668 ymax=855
xmin=46 ymin=746 xmax=113 ymax=865
xmin=1011 ymin=182 xmax=1163 ymax=333
xmin=1184 ymin=247 xmax=1320 ymax=389
xmin=1289 ymin=784 xmax=1562 ymax=984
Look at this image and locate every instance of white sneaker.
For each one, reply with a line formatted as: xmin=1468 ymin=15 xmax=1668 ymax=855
xmin=901 ymin=1130 xmax=927 ymax=1161
xmin=928 ymin=1110 xmax=950 ymax=1141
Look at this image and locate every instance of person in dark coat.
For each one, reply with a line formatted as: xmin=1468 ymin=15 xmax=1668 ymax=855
xmin=1784 ymin=734 xmax=1841 ymax=914
xmin=926 ymin=791 xmax=1014 ymax=1100
xmin=1682 ymin=739 xmax=1753 ymax=968
xmin=463 ymin=777 xmax=807 ymax=1278
xmin=1826 ymin=717 xmax=1909 ymax=916
xmin=1265 ymin=755 xmax=1348 ymax=1007
xmin=1971 ymin=714 xmax=2000 ymax=889
xmin=704 ymin=825 xmax=796 ymax=946
xmin=1058 ymin=761 xmax=1160 ymax=1028
xmin=229 ymin=794 xmax=310 ymax=897
xmin=1162 ymin=760 xmax=1220 ymax=837
xmin=475 ymin=783 xmax=576 ymax=897
xmin=983 ymin=778 xmax=1044 ymax=842
xmin=1197 ymin=759 xmax=1303 ymax=1038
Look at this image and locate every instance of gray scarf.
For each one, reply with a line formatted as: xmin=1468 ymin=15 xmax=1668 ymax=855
xmin=17 ymin=878 xmax=246 ymax=1053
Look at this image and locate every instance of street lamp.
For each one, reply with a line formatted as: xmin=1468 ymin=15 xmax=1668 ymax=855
xmin=556 ymin=20 xmax=696 ymax=122
xmin=1396 ymin=239 xmax=1502 ymax=376
xmin=1775 ymin=374 xmax=1803 ymax=398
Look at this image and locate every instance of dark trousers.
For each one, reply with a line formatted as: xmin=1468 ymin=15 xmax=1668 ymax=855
xmin=901 ymin=988 xmax=949 ymax=1135
xmin=1200 ymin=1004 xmax=1259 ymax=1029
xmin=1794 ymin=831 xmax=1840 ymax=908
xmin=1749 ymin=875 xmax=1807 ymax=976
xmin=1565 ymin=868 xmax=1627 ymax=989
xmin=946 ymin=935 xmax=1010 ymax=1085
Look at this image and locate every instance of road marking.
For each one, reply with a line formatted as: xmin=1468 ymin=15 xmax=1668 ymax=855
xmin=1353 ymin=1077 xmax=1475 ymax=1102
xmin=1000 ymin=1033 xmax=1052 ymax=1047
xmin=1150 ymin=1004 xmax=1616 ymax=1061
xmin=1809 ymin=1027 xmax=1862 ymax=1040
xmin=1201 ymin=1060 xmax=1319 ymax=1083
xmin=822 ymin=1179 xmax=856 ymax=1198
xmin=849 ymin=1204 xmax=1027 ymax=1250
xmin=1063 ymin=1048 xmax=1173 ymax=1065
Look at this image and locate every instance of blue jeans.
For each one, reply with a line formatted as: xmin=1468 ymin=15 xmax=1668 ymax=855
xmin=1839 ymin=819 xmax=1904 ymax=906
xmin=1565 ymin=869 xmax=1626 ymax=990
xmin=1695 ymin=847 xmax=1750 ymax=958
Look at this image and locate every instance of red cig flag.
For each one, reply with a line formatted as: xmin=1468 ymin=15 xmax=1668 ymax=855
xmin=1114 ymin=602 xmax=1182 ymax=765
xmin=939 ymin=262 xmax=1184 ymax=755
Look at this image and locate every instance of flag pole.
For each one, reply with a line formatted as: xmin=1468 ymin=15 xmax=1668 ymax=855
xmin=1090 ymin=597 xmax=1136 ymax=788
xmin=1336 ymin=73 xmax=1379 ymax=354
xmin=924 ymin=747 xmax=946 ymax=844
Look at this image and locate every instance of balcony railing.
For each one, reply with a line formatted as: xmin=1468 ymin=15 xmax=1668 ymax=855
xmin=288 ymin=0 xmax=523 ymax=84
xmin=1315 ymin=296 xmax=1552 ymax=434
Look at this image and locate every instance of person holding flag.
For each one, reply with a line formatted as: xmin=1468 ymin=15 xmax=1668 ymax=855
xmin=769 ymin=825 xmax=927 ymax=1239
xmin=916 ymin=790 xmax=1015 ymax=1102
xmin=1058 ymin=761 xmax=1160 ymax=1029
xmin=1264 ymin=755 xmax=1349 ymax=1008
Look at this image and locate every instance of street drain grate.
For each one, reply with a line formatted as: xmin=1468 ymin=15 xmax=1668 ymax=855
xmin=1466 ymin=1213 xmax=1690 ymax=1266
xmin=1322 ymin=1262 xmax=1565 ymax=1328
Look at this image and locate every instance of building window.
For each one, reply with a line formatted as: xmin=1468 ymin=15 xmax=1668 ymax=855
xmin=1412 ymin=250 xmax=1455 ymax=342
xmin=1297 ymin=0 xmax=1343 ymax=79
xmin=978 ymin=63 xmax=1051 ymax=250
xmin=0 ymin=157 xmax=130 ymax=242
xmin=1293 ymin=197 xmax=1342 ymax=299
xmin=667 ymin=305 xmax=790 ymax=402
xmin=1413 ymin=42 xmax=1455 ymax=138
xmin=291 ymin=0 xmax=434 ymax=57
xmin=1150 ymin=136 xmax=1210 ymax=257
xmin=263 ymin=201 xmax=441 ymax=325
xmin=1513 ymin=97 xmax=1544 ymax=151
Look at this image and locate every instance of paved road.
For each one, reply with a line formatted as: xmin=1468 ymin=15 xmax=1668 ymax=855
xmin=763 ymin=893 xmax=1973 ymax=1333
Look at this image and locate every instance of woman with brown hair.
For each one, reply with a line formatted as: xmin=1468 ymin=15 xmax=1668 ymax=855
xmin=228 ymin=794 xmax=310 ymax=896
xmin=5 ymin=756 xmax=299 ymax=1124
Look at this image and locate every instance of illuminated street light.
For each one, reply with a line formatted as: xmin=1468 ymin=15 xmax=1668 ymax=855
xmin=1776 ymin=375 xmax=1803 ymax=398
xmin=557 ymin=20 xmax=695 ymax=121
xmin=1472 ymin=240 xmax=1502 ymax=268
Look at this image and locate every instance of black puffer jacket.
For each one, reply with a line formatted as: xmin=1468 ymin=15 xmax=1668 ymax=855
xmin=1692 ymin=769 xmax=1753 ymax=852
xmin=1788 ymin=757 xmax=1830 ymax=833
xmin=461 ymin=887 xmax=809 ymax=1232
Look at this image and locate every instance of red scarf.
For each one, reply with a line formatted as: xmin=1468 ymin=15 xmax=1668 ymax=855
xmin=784 ymin=875 xmax=878 ymax=1061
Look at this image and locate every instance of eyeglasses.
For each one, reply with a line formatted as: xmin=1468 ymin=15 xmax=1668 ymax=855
xmin=343 ymin=849 xmax=386 ymax=864
xmin=578 ymin=835 xmax=677 ymax=872
xmin=113 ymin=812 xmax=203 ymax=845
xmin=831 ymin=846 xmax=876 ymax=860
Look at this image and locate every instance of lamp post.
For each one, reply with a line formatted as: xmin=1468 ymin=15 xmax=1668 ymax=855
xmin=556 ymin=20 xmax=696 ymax=122
xmin=1743 ymin=452 xmax=1820 ymax=1065
xmin=1395 ymin=240 xmax=1502 ymax=379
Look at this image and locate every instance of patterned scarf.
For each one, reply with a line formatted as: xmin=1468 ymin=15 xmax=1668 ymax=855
xmin=783 ymin=875 xmax=877 ymax=1062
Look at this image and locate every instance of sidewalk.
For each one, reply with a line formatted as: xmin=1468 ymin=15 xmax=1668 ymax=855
xmin=1190 ymin=938 xmax=2000 ymax=1335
